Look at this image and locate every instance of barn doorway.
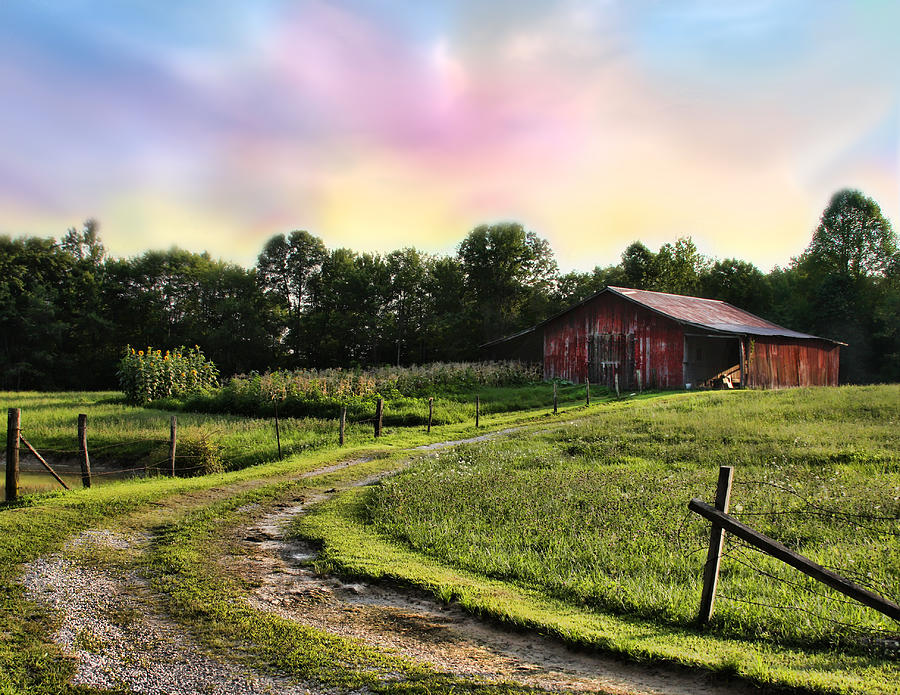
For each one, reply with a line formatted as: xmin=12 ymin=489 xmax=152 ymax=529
xmin=587 ymin=333 xmax=635 ymax=389
xmin=683 ymin=335 xmax=741 ymax=389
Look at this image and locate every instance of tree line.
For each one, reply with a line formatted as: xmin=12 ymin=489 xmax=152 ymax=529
xmin=1 ymin=188 xmax=897 ymax=389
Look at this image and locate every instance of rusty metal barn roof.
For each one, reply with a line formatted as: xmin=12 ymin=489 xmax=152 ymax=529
xmin=604 ymin=286 xmax=838 ymax=341
xmin=480 ymin=286 xmax=843 ymax=349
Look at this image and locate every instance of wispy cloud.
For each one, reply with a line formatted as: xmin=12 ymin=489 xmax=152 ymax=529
xmin=0 ymin=1 xmax=896 ymax=270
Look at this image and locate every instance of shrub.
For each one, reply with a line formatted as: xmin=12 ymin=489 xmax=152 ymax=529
xmin=174 ymin=429 xmax=225 ymax=477
xmin=118 ymin=345 xmax=219 ymax=405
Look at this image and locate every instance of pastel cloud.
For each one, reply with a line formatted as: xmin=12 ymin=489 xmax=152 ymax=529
xmin=0 ymin=1 xmax=896 ymax=271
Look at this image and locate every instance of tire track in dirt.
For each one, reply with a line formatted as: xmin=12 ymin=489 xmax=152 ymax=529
xmin=23 ymin=425 xmax=760 ymax=694
xmin=23 ymin=530 xmax=319 ymax=695
xmin=232 ymin=444 xmax=764 ymax=695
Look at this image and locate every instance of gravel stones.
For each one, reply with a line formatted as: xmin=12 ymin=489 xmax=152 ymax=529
xmin=22 ymin=530 xmax=319 ymax=695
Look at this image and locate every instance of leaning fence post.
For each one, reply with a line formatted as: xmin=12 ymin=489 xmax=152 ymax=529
xmin=585 ymin=378 xmax=591 ymax=406
xmin=475 ymin=396 xmax=480 ymax=428
xmin=78 ymin=414 xmax=91 ymax=488
xmin=553 ymin=381 xmax=558 ymax=414
xmin=427 ymin=397 xmax=434 ymax=434
xmin=374 ymin=398 xmax=383 ymax=438
xmin=339 ymin=406 xmax=346 ymax=446
xmin=169 ymin=416 xmax=177 ymax=477
xmin=698 ymin=465 xmax=734 ymax=624
xmin=6 ymin=408 xmax=20 ymax=502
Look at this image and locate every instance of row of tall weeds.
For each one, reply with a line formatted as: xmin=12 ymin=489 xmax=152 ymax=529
xmin=152 ymin=361 xmax=545 ymax=424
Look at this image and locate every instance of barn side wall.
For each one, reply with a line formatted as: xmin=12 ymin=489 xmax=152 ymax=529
xmin=543 ymin=295 xmax=685 ymax=388
xmin=746 ymin=337 xmax=840 ymax=388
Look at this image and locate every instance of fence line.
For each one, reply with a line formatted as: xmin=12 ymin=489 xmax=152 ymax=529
xmin=689 ymin=465 xmax=900 ymax=625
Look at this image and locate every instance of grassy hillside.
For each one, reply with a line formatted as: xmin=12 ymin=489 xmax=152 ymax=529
xmin=295 ymin=385 xmax=900 ymax=692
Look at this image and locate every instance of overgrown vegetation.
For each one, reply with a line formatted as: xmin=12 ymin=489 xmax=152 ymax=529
xmin=118 ymin=344 xmax=219 ymax=404
xmin=157 ymin=361 xmax=549 ymax=423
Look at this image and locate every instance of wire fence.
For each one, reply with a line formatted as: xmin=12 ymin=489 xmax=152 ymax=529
xmin=687 ymin=472 xmax=899 ymax=645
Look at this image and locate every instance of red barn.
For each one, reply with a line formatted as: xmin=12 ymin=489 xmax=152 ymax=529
xmin=483 ymin=286 xmax=842 ymax=389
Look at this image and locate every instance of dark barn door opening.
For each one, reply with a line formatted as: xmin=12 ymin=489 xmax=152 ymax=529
xmin=683 ymin=335 xmax=741 ymax=389
xmin=588 ymin=333 xmax=635 ymax=389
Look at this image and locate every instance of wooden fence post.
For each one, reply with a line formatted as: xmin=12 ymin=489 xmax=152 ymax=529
xmin=615 ymin=373 xmax=620 ymax=399
xmin=374 ymin=398 xmax=383 ymax=438
xmin=6 ymin=408 xmax=20 ymax=502
xmin=427 ymin=397 xmax=433 ymax=434
xmin=553 ymin=381 xmax=558 ymax=414
xmin=585 ymin=378 xmax=591 ymax=406
xmin=697 ymin=465 xmax=734 ymax=624
xmin=475 ymin=396 xmax=480 ymax=428
xmin=636 ymin=370 xmax=642 ymax=394
xmin=274 ymin=400 xmax=283 ymax=460
xmin=78 ymin=414 xmax=91 ymax=488
xmin=339 ymin=406 xmax=346 ymax=446
xmin=169 ymin=416 xmax=177 ymax=477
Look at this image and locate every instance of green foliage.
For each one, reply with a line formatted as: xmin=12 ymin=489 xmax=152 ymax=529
xmin=458 ymin=222 xmax=558 ymax=338
xmin=168 ymin=361 xmax=549 ymax=424
xmin=3 ymin=191 xmax=899 ymax=389
xmin=652 ymin=237 xmax=707 ymax=295
xmin=805 ymin=189 xmax=896 ymax=281
xmin=118 ymin=345 xmax=219 ymax=405
xmin=175 ymin=429 xmax=225 ymax=477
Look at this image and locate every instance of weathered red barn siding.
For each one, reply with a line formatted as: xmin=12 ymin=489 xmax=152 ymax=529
xmin=746 ymin=337 xmax=840 ymax=388
xmin=543 ymin=293 xmax=684 ymax=388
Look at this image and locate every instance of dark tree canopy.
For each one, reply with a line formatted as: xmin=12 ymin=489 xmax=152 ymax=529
xmin=3 ymin=193 xmax=898 ymax=388
xmin=805 ymin=189 xmax=896 ymax=281
xmin=457 ymin=222 xmax=558 ymax=338
xmin=621 ymin=242 xmax=655 ymax=290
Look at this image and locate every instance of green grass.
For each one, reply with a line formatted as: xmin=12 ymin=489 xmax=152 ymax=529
xmin=0 ymin=391 xmax=353 ymax=473
xmin=0 ymin=388 xmax=613 ymax=693
xmin=1 ymin=385 xmax=601 ymax=477
xmin=292 ymin=385 xmax=900 ymax=694
xmin=4 ymin=386 xmax=898 ymax=694
xmin=296 ymin=487 xmax=899 ymax=695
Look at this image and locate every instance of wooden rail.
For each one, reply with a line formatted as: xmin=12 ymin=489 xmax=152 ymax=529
xmin=689 ymin=496 xmax=900 ymax=622
xmin=19 ymin=436 xmax=70 ymax=490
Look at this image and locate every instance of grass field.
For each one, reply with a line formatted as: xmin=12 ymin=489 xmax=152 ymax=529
xmin=293 ymin=385 xmax=900 ymax=692
xmin=1 ymin=386 xmax=898 ymax=694
xmin=1 ymin=384 xmax=598 ymax=476
xmin=0 ymin=388 xmax=604 ymax=695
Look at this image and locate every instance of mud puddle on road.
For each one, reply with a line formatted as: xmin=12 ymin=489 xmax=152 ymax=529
xmin=234 ymin=492 xmax=763 ymax=695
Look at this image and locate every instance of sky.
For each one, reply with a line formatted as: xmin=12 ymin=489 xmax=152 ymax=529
xmin=1 ymin=0 xmax=898 ymax=272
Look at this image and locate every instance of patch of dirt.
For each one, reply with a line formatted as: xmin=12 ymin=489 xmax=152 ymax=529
xmin=232 ymin=492 xmax=763 ymax=695
xmin=413 ymin=427 xmax=524 ymax=451
xmin=23 ymin=529 xmax=321 ymax=694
